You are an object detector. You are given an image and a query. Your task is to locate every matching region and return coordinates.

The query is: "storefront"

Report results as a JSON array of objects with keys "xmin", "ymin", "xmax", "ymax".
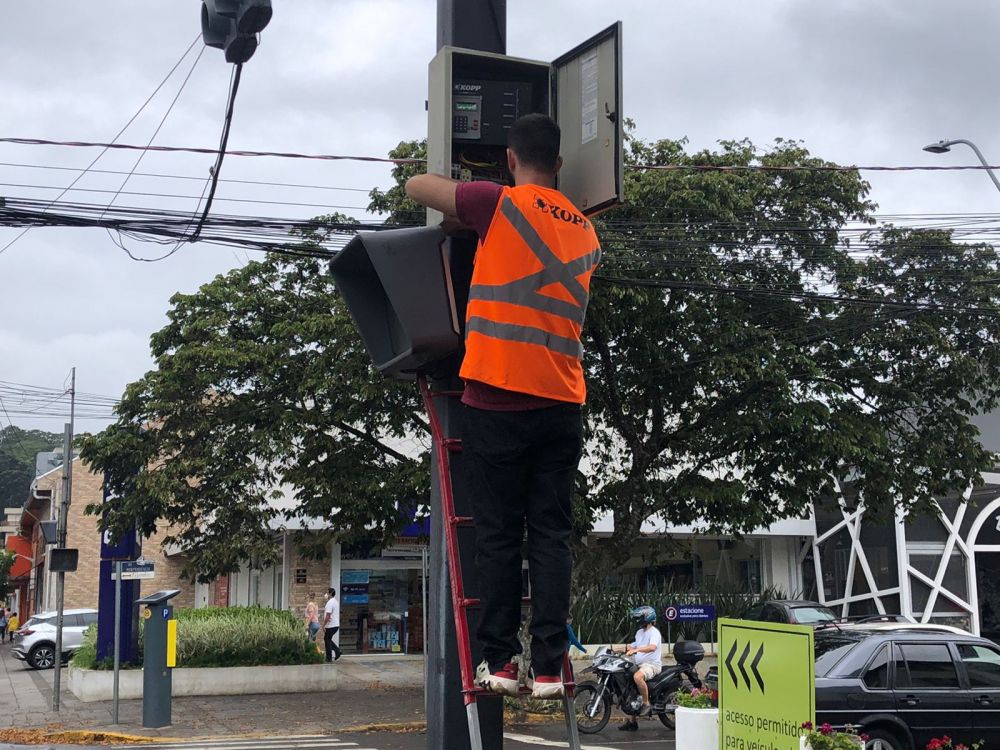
[{"xmin": 339, "ymin": 547, "xmax": 427, "ymax": 655}]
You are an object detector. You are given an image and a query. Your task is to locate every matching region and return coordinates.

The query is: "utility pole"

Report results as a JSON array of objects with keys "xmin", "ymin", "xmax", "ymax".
[
  {"xmin": 436, "ymin": 0, "xmax": 506, "ymax": 54},
  {"xmin": 425, "ymin": 4, "xmax": 505, "ymax": 750},
  {"xmin": 52, "ymin": 367, "xmax": 75, "ymax": 711}
]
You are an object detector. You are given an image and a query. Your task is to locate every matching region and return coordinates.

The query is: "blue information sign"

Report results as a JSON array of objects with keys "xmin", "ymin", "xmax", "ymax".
[{"xmin": 664, "ymin": 604, "xmax": 716, "ymax": 622}]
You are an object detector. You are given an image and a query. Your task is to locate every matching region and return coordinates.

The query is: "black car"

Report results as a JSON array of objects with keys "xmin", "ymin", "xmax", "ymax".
[
  {"xmin": 707, "ymin": 628, "xmax": 1000, "ymax": 750},
  {"xmin": 741, "ymin": 599, "xmax": 839, "ymax": 626}
]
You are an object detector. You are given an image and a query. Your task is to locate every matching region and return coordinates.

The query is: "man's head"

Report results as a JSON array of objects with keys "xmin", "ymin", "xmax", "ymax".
[
  {"xmin": 328, "ymin": 587, "xmax": 336, "ymax": 598},
  {"xmin": 507, "ymin": 113, "xmax": 562, "ymax": 185}
]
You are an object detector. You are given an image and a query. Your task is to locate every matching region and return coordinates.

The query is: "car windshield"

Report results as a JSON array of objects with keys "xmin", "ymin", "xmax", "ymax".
[{"xmin": 791, "ymin": 606, "xmax": 837, "ymax": 624}]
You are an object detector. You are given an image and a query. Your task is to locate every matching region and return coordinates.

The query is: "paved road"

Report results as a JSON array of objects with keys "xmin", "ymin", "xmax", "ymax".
[{"xmin": 0, "ymin": 643, "xmax": 675, "ymax": 748}]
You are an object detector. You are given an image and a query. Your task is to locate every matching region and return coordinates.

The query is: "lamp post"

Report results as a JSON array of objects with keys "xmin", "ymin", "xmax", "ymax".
[{"xmin": 923, "ymin": 138, "xmax": 1000, "ymax": 195}]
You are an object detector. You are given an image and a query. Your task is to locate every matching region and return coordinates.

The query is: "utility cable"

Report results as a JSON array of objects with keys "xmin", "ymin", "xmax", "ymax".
[
  {"xmin": 0, "ymin": 34, "xmax": 202, "ymax": 258},
  {"xmin": 7, "ymin": 136, "xmax": 1000, "ymax": 173}
]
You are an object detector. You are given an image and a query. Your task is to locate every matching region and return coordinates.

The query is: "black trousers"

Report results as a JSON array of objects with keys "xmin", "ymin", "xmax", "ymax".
[
  {"xmin": 462, "ymin": 402, "xmax": 583, "ymax": 677},
  {"xmin": 324, "ymin": 626, "xmax": 342, "ymax": 661}
]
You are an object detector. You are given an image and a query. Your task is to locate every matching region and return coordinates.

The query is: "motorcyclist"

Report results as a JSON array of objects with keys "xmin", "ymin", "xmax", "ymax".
[{"xmin": 617, "ymin": 604, "xmax": 663, "ymax": 732}]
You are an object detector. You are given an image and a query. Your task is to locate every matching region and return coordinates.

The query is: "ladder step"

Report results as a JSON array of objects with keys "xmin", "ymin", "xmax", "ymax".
[
  {"xmin": 450, "ymin": 515, "xmax": 474, "ymax": 526},
  {"xmin": 463, "ymin": 683, "xmax": 578, "ymax": 698}
]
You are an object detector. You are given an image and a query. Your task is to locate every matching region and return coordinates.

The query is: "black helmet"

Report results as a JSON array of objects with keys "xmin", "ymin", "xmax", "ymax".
[{"xmin": 629, "ymin": 605, "xmax": 657, "ymax": 626}]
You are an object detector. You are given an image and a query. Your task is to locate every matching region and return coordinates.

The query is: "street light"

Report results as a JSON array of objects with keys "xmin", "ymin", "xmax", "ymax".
[{"xmin": 923, "ymin": 138, "xmax": 1000, "ymax": 195}]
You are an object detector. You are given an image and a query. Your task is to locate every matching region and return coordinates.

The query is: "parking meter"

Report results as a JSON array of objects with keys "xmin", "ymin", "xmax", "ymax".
[{"xmin": 136, "ymin": 589, "xmax": 180, "ymax": 728}]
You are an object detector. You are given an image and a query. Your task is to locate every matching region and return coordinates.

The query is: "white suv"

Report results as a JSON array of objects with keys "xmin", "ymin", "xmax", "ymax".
[{"xmin": 12, "ymin": 608, "xmax": 98, "ymax": 669}]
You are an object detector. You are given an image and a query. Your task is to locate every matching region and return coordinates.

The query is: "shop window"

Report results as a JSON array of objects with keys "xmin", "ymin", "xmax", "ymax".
[
  {"xmin": 340, "ymin": 568, "xmax": 425, "ymax": 655},
  {"xmin": 908, "ymin": 548, "xmax": 969, "ymax": 605},
  {"xmin": 959, "ymin": 643, "xmax": 1000, "ymax": 688},
  {"xmin": 894, "ymin": 644, "xmax": 960, "ymax": 689}
]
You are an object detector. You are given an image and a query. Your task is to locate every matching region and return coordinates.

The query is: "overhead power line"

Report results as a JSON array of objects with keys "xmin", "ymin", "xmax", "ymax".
[
  {"xmin": 0, "ymin": 35, "xmax": 203, "ymax": 258},
  {"xmin": 7, "ymin": 136, "xmax": 1000, "ymax": 173}
]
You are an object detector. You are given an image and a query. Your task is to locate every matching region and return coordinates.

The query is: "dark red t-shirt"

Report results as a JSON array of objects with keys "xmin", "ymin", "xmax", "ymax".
[{"xmin": 455, "ymin": 181, "xmax": 563, "ymax": 412}]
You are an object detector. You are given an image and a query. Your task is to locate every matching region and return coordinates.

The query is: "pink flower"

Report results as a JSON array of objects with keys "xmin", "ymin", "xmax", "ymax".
[
  {"xmin": 819, "ymin": 723, "xmax": 833, "ymax": 735},
  {"xmin": 860, "ymin": 735, "xmax": 870, "ymax": 743},
  {"xmin": 801, "ymin": 721, "xmax": 813, "ymax": 730}
]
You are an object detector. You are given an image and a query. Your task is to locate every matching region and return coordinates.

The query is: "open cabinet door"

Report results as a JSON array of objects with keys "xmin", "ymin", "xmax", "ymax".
[{"xmin": 552, "ymin": 22, "xmax": 623, "ymax": 216}]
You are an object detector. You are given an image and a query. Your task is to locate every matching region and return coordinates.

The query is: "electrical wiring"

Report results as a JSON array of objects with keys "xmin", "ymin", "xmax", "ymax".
[
  {"xmin": 0, "ymin": 161, "xmax": 374, "ymax": 193},
  {"xmin": 0, "ymin": 34, "xmax": 203, "ymax": 258},
  {"xmin": 7, "ymin": 136, "xmax": 1000, "ymax": 174}
]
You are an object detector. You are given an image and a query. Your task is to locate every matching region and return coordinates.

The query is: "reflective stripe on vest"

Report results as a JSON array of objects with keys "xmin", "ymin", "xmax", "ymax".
[{"xmin": 466, "ymin": 196, "xmax": 601, "ymax": 357}]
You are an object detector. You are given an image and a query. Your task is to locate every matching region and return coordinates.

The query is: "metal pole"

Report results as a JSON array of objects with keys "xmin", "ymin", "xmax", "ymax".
[
  {"xmin": 436, "ymin": 0, "xmax": 506, "ymax": 54},
  {"xmin": 52, "ymin": 369, "xmax": 75, "ymax": 711},
  {"xmin": 113, "ymin": 560, "xmax": 122, "ymax": 724},
  {"xmin": 426, "ymin": 5, "xmax": 506, "ymax": 750}
]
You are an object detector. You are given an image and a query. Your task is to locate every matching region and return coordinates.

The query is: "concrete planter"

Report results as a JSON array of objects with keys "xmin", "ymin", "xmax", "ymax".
[
  {"xmin": 675, "ymin": 706, "xmax": 718, "ymax": 748},
  {"xmin": 68, "ymin": 655, "xmax": 423, "ymax": 702}
]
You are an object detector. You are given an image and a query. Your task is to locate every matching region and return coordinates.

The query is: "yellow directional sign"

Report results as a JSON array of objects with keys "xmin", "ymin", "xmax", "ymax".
[{"xmin": 718, "ymin": 618, "xmax": 814, "ymax": 750}]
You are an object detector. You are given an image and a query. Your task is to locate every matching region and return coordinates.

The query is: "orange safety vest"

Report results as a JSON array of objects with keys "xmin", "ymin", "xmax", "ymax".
[{"xmin": 460, "ymin": 184, "xmax": 601, "ymax": 403}]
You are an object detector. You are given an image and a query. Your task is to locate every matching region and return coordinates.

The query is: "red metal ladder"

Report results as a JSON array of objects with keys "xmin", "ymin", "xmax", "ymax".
[{"xmin": 420, "ymin": 376, "xmax": 583, "ymax": 750}]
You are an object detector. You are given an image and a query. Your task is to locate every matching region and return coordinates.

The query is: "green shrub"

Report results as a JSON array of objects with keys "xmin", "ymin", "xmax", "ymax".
[
  {"xmin": 569, "ymin": 581, "xmax": 790, "ymax": 644},
  {"xmin": 72, "ymin": 607, "xmax": 324, "ymax": 670}
]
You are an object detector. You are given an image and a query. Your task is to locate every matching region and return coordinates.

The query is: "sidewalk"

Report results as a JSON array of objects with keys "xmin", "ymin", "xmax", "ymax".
[{"xmin": 0, "ymin": 645, "xmax": 425, "ymax": 738}]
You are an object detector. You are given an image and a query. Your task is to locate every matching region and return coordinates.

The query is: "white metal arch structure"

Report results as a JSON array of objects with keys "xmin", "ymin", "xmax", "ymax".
[
  {"xmin": 964, "ymin": 473, "xmax": 1000, "ymax": 636},
  {"xmin": 811, "ymin": 479, "xmax": 897, "ymax": 618},
  {"xmin": 812, "ymin": 480, "xmax": 985, "ymax": 630}
]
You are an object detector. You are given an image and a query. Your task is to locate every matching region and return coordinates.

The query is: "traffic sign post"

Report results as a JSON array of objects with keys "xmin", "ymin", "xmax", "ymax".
[{"xmin": 718, "ymin": 618, "xmax": 814, "ymax": 750}]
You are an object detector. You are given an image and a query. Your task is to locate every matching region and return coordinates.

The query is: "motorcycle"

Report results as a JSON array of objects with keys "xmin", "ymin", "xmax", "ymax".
[{"xmin": 573, "ymin": 639, "xmax": 705, "ymax": 733}]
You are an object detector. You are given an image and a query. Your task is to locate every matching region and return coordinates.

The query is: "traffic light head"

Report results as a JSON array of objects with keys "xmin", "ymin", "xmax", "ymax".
[{"xmin": 201, "ymin": 0, "xmax": 272, "ymax": 64}]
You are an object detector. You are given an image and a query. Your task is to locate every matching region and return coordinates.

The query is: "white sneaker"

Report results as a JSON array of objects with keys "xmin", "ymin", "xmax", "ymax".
[
  {"xmin": 528, "ymin": 674, "xmax": 564, "ymax": 700},
  {"xmin": 476, "ymin": 660, "xmax": 520, "ymax": 696}
]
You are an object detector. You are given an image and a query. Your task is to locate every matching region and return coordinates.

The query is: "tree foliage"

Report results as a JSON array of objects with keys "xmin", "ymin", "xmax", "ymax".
[
  {"xmin": 0, "ymin": 426, "xmax": 62, "ymax": 508},
  {"xmin": 82, "ymin": 127, "xmax": 1000, "ymax": 583}
]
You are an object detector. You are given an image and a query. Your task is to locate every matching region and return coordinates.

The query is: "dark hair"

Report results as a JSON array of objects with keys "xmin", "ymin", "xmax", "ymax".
[
  {"xmin": 507, "ymin": 113, "xmax": 560, "ymax": 172},
  {"xmin": 328, "ymin": 587, "xmax": 336, "ymax": 597}
]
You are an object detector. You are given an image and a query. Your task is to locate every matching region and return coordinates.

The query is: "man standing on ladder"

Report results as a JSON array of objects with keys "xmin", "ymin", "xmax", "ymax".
[{"xmin": 406, "ymin": 113, "xmax": 601, "ymax": 700}]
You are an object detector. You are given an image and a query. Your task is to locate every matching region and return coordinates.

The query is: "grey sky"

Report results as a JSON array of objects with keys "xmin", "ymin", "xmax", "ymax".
[{"xmin": 2, "ymin": 0, "xmax": 998, "ymax": 434}]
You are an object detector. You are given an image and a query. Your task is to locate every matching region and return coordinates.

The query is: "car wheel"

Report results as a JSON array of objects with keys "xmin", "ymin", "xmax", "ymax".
[
  {"xmin": 28, "ymin": 644, "xmax": 56, "ymax": 670},
  {"xmin": 573, "ymin": 681, "xmax": 611, "ymax": 734},
  {"xmin": 864, "ymin": 728, "xmax": 905, "ymax": 750}
]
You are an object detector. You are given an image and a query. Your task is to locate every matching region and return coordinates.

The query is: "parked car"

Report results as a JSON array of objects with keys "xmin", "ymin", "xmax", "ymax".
[
  {"xmin": 11, "ymin": 608, "xmax": 98, "ymax": 669},
  {"xmin": 741, "ymin": 599, "xmax": 838, "ymax": 626},
  {"xmin": 708, "ymin": 627, "xmax": 1000, "ymax": 750}
]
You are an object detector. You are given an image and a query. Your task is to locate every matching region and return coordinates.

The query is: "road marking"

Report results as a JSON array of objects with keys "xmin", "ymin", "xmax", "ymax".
[
  {"xmin": 504, "ymin": 732, "xmax": 620, "ymax": 749},
  {"xmin": 119, "ymin": 739, "xmax": 367, "ymax": 750}
]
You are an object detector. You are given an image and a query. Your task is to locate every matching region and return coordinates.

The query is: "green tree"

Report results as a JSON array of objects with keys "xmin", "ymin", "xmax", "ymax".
[
  {"xmin": 0, "ymin": 550, "xmax": 15, "ymax": 601},
  {"xmin": 82, "ymin": 130, "xmax": 1000, "ymax": 584},
  {"xmin": 0, "ymin": 426, "xmax": 62, "ymax": 508}
]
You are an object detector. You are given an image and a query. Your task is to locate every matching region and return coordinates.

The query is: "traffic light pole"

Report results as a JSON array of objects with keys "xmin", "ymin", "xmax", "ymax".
[
  {"xmin": 436, "ymin": 0, "xmax": 506, "ymax": 54},
  {"xmin": 426, "ymin": 6, "xmax": 505, "ymax": 750}
]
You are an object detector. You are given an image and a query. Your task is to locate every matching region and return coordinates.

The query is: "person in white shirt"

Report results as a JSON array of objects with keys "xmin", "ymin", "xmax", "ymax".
[
  {"xmin": 323, "ymin": 587, "xmax": 342, "ymax": 662},
  {"xmin": 618, "ymin": 605, "xmax": 662, "ymax": 730}
]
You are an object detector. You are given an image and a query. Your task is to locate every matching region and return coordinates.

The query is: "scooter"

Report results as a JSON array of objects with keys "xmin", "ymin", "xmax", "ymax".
[{"xmin": 573, "ymin": 639, "xmax": 705, "ymax": 733}]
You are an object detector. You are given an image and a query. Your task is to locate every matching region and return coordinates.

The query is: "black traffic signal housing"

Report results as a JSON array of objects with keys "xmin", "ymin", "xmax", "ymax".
[{"xmin": 201, "ymin": 0, "xmax": 273, "ymax": 64}]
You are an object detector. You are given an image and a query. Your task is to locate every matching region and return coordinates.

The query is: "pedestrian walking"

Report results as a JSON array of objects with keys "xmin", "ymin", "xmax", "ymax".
[
  {"xmin": 323, "ymin": 587, "xmax": 342, "ymax": 662},
  {"xmin": 6, "ymin": 611, "xmax": 18, "ymax": 643},
  {"xmin": 305, "ymin": 593, "xmax": 320, "ymax": 642},
  {"xmin": 406, "ymin": 113, "xmax": 600, "ymax": 700},
  {"xmin": 0, "ymin": 609, "xmax": 8, "ymax": 644}
]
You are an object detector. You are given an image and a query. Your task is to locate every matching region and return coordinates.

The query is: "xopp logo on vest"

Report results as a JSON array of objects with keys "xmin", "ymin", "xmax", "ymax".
[{"xmin": 533, "ymin": 197, "xmax": 591, "ymax": 230}]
